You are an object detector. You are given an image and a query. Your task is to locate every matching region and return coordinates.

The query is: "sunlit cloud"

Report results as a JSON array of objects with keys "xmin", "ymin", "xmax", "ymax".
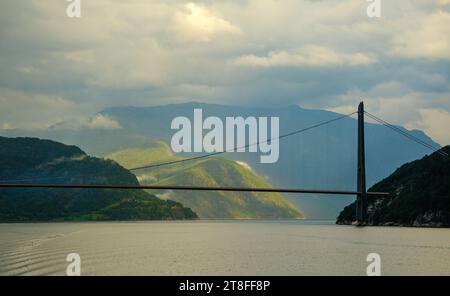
[
  {"xmin": 1, "ymin": 122, "xmax": 16, "ymax": 131},
  {"xmin": 87, "ymin": 114, "xmax": 121, "ymax": 130},
  {"xmin": 173, "ymin": 2, "xmax": 241, "ymax": 42},
  {"xmin": 234, "ymin": 46, "xmax": 377, "ymax": 67},
  {"xmin": 408, "ymin": 109, "xmax": 450, "ymax": 144},
  {"xmin": 391, "ymin": 11, "xmax": 450, "ymax": 60}
]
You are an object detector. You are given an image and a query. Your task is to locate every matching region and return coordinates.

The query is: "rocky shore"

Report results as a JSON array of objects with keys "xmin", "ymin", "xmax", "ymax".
[{"xmin": 337, "ymin": 207, "xmax": 450, "ymax": 228}]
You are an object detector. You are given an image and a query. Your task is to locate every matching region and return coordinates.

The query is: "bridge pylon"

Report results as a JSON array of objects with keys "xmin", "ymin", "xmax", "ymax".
[{"xmin": 356, "ymin": 101, "xmax": 367, "ymax": 225}]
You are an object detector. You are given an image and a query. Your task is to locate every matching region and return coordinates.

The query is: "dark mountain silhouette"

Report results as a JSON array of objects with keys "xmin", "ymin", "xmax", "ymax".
[
  {"xmin": 337, "ymin": 146, "xmax": 450, "ymax": 227},
  {"xmin": 0, "ymin": 137, "xmax": 197, "ymax": 221}
]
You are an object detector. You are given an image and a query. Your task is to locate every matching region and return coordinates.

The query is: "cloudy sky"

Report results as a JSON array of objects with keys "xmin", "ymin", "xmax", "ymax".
[{"xmin": 0, "ymin": 0, "xmax": 449, "ymax": 144}]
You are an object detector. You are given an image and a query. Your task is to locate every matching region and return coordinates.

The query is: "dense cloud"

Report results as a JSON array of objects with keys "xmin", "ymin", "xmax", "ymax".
[{"xmin": 0, "ymin": 0, "xmax": 449, "ymax": 144}]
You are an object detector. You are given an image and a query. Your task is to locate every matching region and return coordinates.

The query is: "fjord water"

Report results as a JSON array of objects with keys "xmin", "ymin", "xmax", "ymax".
[{"xmin": 1, "ymin": 221, "xmax": 449, "ymax": 276}]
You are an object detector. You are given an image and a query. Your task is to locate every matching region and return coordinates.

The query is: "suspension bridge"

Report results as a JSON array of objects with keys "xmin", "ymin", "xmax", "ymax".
[{"xmin": 0, "ymin": 102, "xmax": 447, "ymax": 225}]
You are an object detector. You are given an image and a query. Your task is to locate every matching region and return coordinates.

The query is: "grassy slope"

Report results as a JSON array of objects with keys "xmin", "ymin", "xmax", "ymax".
[{"xmin": 107, "ymin": 141, "xmax": 304, "ymax": 219}]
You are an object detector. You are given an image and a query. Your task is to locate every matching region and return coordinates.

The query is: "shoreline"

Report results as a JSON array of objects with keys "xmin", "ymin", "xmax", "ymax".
[{"xmin": 336, "ymin": 221, "xmax": 450, "ymax": 228}]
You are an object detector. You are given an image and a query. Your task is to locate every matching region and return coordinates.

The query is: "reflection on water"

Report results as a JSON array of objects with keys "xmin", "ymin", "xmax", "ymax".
[{"xmin": 1, "ymin": 221, "xmax": 450, "ymax": 276}]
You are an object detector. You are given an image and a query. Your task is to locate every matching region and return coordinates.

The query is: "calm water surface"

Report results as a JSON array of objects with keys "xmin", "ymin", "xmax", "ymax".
[{"xmin": 1, "ymin": 220, "xmax": 450, "ymax": 276}]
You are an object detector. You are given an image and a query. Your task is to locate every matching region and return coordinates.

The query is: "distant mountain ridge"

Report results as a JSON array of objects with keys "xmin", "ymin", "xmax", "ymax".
[
  {"xmin": 1, "ymin": 102, "xmax": 440, "ymax": 218},
  {"xmin": 107, "ymin": 141, "xmax": 303, "ymax": 219},
  {"xmin": 0, "ymin": 137, "xmax": 197, "ymax": 221},
  {"xmin": 337, "ymin": 146, "xmax": 450, "ymax": 227}
]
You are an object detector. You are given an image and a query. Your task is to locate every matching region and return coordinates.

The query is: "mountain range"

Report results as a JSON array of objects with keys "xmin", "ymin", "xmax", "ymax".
[{"xmin": 1, "ymin": 103, "xmax": 439, "ymax": 218}]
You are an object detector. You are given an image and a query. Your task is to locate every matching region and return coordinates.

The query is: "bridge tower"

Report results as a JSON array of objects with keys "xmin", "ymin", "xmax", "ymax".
[{"xmin": 356, "ymin": 101, "xmax": 367, "ymax": 225}]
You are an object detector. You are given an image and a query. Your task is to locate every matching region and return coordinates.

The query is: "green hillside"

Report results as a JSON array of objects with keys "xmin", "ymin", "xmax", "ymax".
[
  {"xmin": 0, "ymin": 137, "xmax": 197, "ymax": 221},
  {"xmin": 107, "ymin": 141, "xmax": 304, "ymax": 219},
  {"xmin": 337, "ymin": 146, "xmax": 450, "ymax": 227}
]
